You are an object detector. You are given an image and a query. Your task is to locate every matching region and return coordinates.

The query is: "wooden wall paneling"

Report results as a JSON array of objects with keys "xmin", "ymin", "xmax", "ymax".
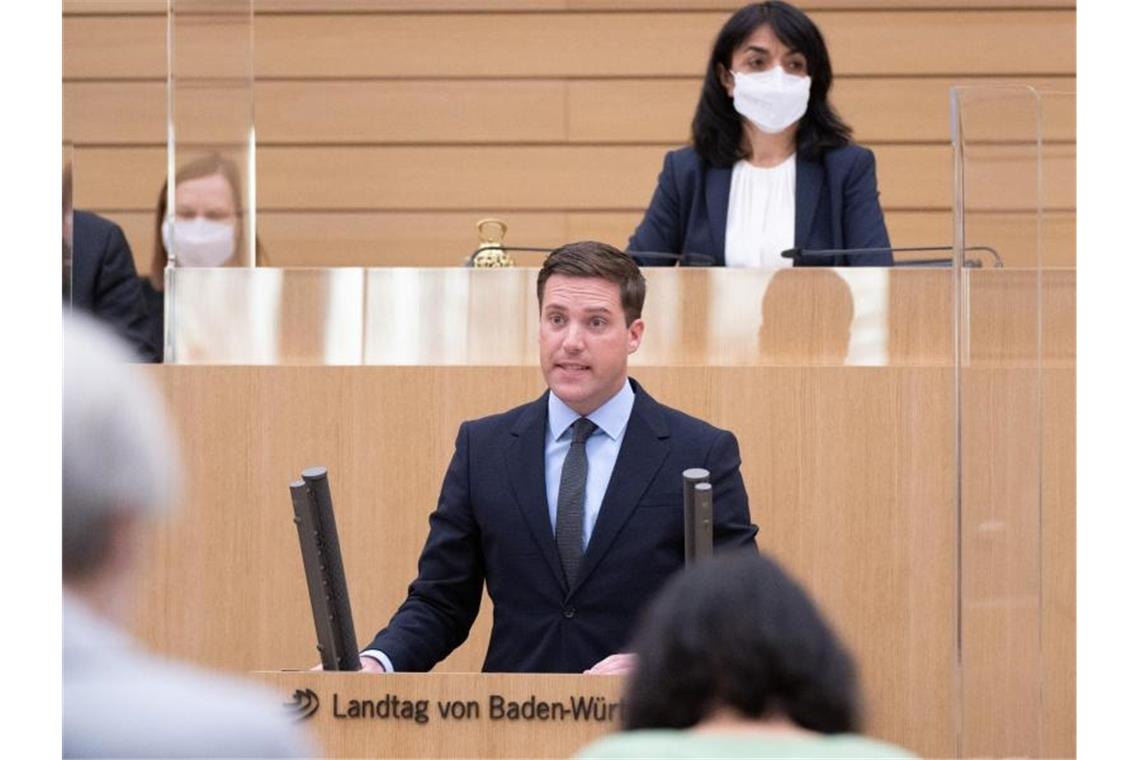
[
  {"xmin": 95, "ymin": 208, "xmax": 1074, "ymax": 272},
  {"xmin": 962, "ymin": 143, "xmax": 1075, "ymax": 212},
  {"xmin": 64, "ymin": 81, "xmax": 165, "ymax": 144},
  {"xmin": 64, "ymin": 6, "xmax": 1075, "ymax": 269},
  {"xmin": 73, "ymin": 143, "xmax": 1077, "ymax": 214},
  {"xmin": 64, "ymin": 0, "xmax": 166, "ymax": 11},
  {"xmin": 64, "ymin": 1, "xmax": 1077, "ymax": 13},
  {"xmin": 256, "ymin": 10, "xmax": 1077, "ymax": 79},
  {"xmin": 64, "ymin": 11, "xmax": 1075, "ymax": 80},
  {"xmin": 255, "ymin": 80, "xmax": 570, "ymax": 144},
  {"xmin": 568, "ymin": 0, "xmax": 1073, "ymax": 7},
  {"xmin": 64, "ymin": 76, "xmax": 1075, "ymax": 146},
  {"xmin": 63, "ymin": 15, "xmax": 165, "ymax": 80},
  {"xmin": 569, "ymin": 76, "xmax": 1075, "ymax": 145}
]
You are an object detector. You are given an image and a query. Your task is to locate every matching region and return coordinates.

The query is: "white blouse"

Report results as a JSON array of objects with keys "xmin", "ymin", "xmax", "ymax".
[{"xmin": 724, "ymin": 154, "xmax": 796, "ymax": 269}]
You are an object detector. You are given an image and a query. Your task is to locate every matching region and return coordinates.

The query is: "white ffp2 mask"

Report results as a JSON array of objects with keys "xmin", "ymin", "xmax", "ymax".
[
  {"xmin": 162, "ymin": 217, "xmax": 236, "ymax": 267},
  {"xmin": 731, "ymin": 68, "xmax": 811, "ymax": 134}
]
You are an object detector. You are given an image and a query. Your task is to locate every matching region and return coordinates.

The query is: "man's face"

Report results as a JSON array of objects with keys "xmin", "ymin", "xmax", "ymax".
[{"xmin": 539, "ymin": 274, "xmax": 644, "ymax": 416}]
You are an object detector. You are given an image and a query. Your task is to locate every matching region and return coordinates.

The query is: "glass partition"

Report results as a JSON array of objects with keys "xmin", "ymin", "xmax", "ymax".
[
  {"xmin": 952, "ymin": 84, "xmax": 1048, "ymax": 758},
  {"xmin": 164, "ymin": 266, "xmax": 967, "ymax": 368},
  {"xmin": 165, "ymin": 0, "xmax": 256, "ymax": 361}
]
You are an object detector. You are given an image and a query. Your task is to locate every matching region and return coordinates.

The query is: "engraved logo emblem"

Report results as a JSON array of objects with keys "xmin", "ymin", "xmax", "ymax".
[{"xmin": 284, "ymin": 688, "xmax": 320, "ymax": 721}]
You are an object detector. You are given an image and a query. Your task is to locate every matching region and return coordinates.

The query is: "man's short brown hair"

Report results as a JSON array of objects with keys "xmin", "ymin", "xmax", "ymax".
[{"xmin": 537, "ymin": 241, "xmax": 646, "ymax": 325}]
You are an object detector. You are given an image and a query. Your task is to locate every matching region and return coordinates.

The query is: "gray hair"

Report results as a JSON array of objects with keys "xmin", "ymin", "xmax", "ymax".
[{"xmin": 63, "ymin": 314, "xmax": 180, "ymax": 578}]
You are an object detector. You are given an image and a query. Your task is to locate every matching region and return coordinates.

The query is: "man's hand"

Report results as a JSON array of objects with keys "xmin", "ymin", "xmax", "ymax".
[
  {"xmin": 310, "ymin": 655, "xmax": 386, "ymax": 673},
  {"xmin": 584, "ymin": 653, "xmax": 637, "ymax": 675}
]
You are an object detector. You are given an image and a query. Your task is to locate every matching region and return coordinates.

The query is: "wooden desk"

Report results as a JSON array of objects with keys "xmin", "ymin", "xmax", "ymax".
[{"xmin": 132, "ymin": 268, "xmax": 1073, "ymax": 757}]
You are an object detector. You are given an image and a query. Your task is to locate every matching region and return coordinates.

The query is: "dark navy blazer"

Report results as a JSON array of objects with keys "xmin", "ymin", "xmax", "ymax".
[
  {"xmin": 628, "ymin": 144, "xmax": 892, "ymax": 266},
  {"xmin": 71, "ymin": 211, "xmax": 158, "ymax": 361},
  {"xmin": 365, "ymin": 379, "xmax": 759, "ymax": 673}
]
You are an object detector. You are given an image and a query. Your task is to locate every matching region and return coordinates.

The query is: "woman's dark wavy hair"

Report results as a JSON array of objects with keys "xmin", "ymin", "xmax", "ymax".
[
  {"xmin": 622, "ymin": 550, "xmax": 862, "ymax": 733},
  {"xmin": 691, "ymin": 1, "xmax": 852, "ymax": 166}
]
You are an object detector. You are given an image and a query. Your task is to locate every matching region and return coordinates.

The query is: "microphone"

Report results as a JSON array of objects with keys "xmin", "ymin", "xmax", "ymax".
[
  {"xmin": 780, "ymin": 245, "xmax": 1002, "ymax": 269},
  {"xmin": 682, "ymin": 468, "xmax": 713, "ymax": 565},
  {"xmin": 627, "ymin": 251, "xmax": 717, "ymax": 267}
]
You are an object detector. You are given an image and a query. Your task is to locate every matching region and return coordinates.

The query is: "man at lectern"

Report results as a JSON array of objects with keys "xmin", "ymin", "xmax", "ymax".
[
  {"xmin": 361, "ymin": 241, "xmax": 759, "ymax": 674},
  {"xmin": 62, "ymin": 315, "xmax": 313, "ymax": 758}
]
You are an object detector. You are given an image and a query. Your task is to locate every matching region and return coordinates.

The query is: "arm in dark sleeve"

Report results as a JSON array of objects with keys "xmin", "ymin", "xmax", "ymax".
[
  {"xmin": 90, "ymin": 218, "xmax": 160, "ymax": 361},
  {"xmin": 842, "ymin": 148, "xmax": 893, "ymax": 266},
  {"xmin": 364, "ymin": 422, "xmax": 485, "ymax": 671},
  {"xmin": 705, "ymin": 430, "xmax": 759, "ymax": 551},
  {"xmin": 627, "ymin": 151, "xmax": 684, "ymax": 262}
]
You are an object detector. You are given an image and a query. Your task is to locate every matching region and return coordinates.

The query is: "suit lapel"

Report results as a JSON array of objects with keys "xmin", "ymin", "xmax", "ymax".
[
  {"xmin": 705, "ymin": 165, "xmax": 732, "ymax": 266},
  {"xmin": 503, "ymin": 392, "xmax": 567, "ymax": 592},
  {"xmin": 795, "ymin": 153, "xmax": 823, "ymax": 250},
  {"xmin": 570, "ymin": 381, "xmax": 670, "ymax": 595}
]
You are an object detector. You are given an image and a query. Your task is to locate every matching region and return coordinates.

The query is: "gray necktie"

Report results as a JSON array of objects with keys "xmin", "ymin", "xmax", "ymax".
[{"xmin": 555, "ymin": 417, "xmax": 597, "ymax": 587}]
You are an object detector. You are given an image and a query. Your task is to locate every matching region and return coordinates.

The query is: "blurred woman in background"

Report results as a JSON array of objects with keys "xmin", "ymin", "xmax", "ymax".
[
  {"xmin": 628, "ymin": 1, "xmax": 891, "ymax": 268},
  {"xmin": 140, "ymin": 153, "xmax": 264, "ymax": 360}
]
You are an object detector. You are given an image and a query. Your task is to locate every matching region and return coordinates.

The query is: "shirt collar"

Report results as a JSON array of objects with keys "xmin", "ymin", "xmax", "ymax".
[{"xmin": 548, "ymin": 378, "xmax": 635, "ymax": 442}]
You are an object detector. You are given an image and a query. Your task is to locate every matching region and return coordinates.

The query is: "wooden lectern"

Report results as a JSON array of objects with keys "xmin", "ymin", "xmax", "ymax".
[{"xmin": 253, "ymin": 672, "xmax": 623, "ymax": 758}]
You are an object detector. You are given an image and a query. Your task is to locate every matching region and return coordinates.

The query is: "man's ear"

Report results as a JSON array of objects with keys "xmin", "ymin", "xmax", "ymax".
[{"xmin": 627, "ymin": 319, "xmax": 645, "ymax": 354}]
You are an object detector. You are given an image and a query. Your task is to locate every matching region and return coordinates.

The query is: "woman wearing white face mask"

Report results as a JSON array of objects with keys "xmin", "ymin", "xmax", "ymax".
[
  {"xmin": 139, "ymin": 154, "xmax": 266, "ymax": 361},
  {"xmin": 628, "ymin": 1, "xmax": 891, "ymax": 269}
]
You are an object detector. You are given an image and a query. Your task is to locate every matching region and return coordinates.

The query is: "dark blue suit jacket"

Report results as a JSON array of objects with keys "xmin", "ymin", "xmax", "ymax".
[
  {"xmin": 70, "ymin": 211, "xmax": 158, "ymax": 361},
  {"xmin": 628, "ymin": 144, "xmax": 892, "ymax": 266},
  {"xmin": 366, "ymin": 379, "xmax": 759, "ymax": 672}
]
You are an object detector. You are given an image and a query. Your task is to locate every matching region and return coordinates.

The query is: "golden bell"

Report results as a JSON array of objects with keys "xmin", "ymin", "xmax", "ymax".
[{"xmin": 471, "ymin": 218, "xmax": 514, "ymax": 268}]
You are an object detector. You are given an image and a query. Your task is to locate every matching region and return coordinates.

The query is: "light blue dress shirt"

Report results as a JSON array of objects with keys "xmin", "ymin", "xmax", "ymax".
[{"xmin": 545, "ymin": 379, "xmax": 636, "ymax": 551}]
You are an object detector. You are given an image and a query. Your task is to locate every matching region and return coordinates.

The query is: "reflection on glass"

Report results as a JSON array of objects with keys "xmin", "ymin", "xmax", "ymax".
[
  {"xmin": 169, "ymin": 268, "xmax": 281, "ymax": 364},
  {"xmin": 757, "ymin": 270, "xmax": 853, "ymax": 365},
  {"xmin": 168, "ymin": 268, "xmax": 372, "ymax": 365},
  {"xmin": 698, "ymin": 268, "xmax": 887, "ymax": 366},
  {"xmin": 167, "ymin": 1, "xmax": 255, "ymax": 269},
  {"xmin": 840, "ymin": 269, "xmax": 889, "ymax": 365},
  {"xmin": 158, "ymin": 267, "xmax": 1039, "ymax": 368}
]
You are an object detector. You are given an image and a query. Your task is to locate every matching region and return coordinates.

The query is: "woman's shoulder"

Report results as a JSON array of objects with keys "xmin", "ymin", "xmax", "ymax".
[
  {"xmin": 659, "ymin": 145, "xmax": 724, "ymax": 188},
  {"xmin": 818, "ymin": 142, "xmax": 877, "ymax": 168},
  {"xmin": 662, "ymin": 145, "xmax": 702, "ymax": 168}
]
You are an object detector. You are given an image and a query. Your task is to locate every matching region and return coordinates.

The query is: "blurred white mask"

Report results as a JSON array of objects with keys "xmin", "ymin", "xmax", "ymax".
[{"xmin": 162, "ymin": 217, "xmax": 236, "ymax": 268}]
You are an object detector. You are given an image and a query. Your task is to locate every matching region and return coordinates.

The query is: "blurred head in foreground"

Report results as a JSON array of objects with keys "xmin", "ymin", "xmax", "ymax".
[
  {"xmin": 62, "ymin": 313, "xmax": 313, "ymax": 758},
  {"xmin": 63, "ymin": 313, "xmax": 179, "ymax": 619},
  {"xmin": 622, "ymin": 550, "xmax": 861, "ymax": 733}
]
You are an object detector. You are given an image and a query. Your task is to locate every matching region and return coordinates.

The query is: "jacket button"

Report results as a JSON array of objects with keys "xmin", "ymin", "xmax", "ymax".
[{"xmin": 563, "ymin": 607, "xmax": 575, "ymax": 619}]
